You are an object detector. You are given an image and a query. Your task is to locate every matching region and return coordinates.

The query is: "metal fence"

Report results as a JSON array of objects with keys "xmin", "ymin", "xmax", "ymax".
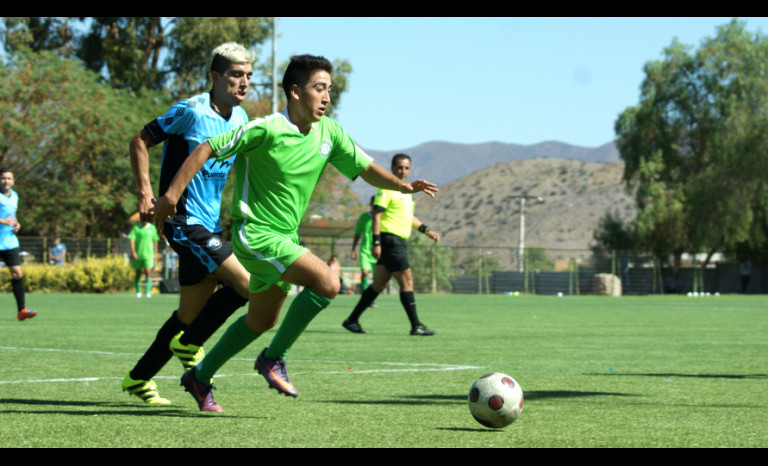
[{"xmin": 16, "ymin": 236, "xmax": 764, "ymax": 295}]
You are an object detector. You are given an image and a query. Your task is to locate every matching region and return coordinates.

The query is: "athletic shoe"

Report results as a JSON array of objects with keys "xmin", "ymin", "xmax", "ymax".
[
  {"xmin": 122, "ymin": 374, "xmax": 171, "ymax": 405},
  {"xmin": 17, "ymin": 308, "xmax": 37, "ymax": 320},
  {"xmin": 410, "ymin": 325, "xmax": 436, "ymax": 336},
  {"xmin": 255, "ymin": 348, "xmax": 298, "ymax": 397},
  {"xmin": 136, "ymin": 292, "xmax": 142, "ymax": 298},
  {"xmin": 342, "ymin": 319, "xmax": 367, "ymax": 334},
  {"xmin": 169, "ymin": 332, "xmax": 205, "ymax": 370},
  {"xmin": 180, "ymin": 368, "xmax": 223, "ymax": 412},
  {"xmin": 145, "ymin": 293, "xmax": 152, "ymax": 298}
]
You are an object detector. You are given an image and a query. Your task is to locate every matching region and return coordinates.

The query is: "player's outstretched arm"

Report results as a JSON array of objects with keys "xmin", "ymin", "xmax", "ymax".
[
  {"xmin": 360, "ymin": 163, "xmax": 438, "ymax": 198},
  {"xmin": 153, "ymin": 141, "xmax": 216, "ymax": 233}
]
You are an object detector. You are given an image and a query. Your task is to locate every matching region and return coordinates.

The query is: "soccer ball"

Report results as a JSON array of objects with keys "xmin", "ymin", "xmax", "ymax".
[{"xmin": 468, "ymin": 372, "xmax": 524, "ymax": 428}]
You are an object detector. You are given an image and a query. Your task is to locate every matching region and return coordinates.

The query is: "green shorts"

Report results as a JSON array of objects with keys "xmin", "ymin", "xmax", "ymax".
[
  {"xmin": 360, "ymin": 254, "xmax": 377, "ymax": 272},
  {"xmin": 232, "ymin": 221, "xmax": 308, "ymax": 295},
  {"xmin": 130, "ymin": 258, "xmax": 154, "ymax": 270}
]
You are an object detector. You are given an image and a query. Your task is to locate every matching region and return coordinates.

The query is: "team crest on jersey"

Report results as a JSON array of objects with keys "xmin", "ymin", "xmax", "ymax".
[
  {"xmin": 319, "ymin": 139, "xmax": 332, "ymax": 158},
  {"xmin": 207, "ymin": 237, "xmax": 223, "ymax": 251}
]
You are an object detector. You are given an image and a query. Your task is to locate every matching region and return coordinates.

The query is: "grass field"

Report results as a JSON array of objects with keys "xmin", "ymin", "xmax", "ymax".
[{"xmin": 1, "ymin": 291, "xmax": 766, "ymax": 448}]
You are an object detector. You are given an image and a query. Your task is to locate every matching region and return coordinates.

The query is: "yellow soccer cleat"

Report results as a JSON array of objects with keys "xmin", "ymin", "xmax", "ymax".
[
  {"xmin": 169, "ymin": 332, "xmax": 205, "ymax": 370},
  {"xmin": 122, "ymin": 374, "xmax": 171, "ymax": 405}
]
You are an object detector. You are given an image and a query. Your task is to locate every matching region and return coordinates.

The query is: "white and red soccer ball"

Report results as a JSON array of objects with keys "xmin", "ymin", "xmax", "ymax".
[{"xmin": 468, "ymin": 372, "xmax": 524, "ymax": 428}]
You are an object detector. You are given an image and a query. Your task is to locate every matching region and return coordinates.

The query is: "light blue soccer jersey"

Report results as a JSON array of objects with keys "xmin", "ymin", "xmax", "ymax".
[
  {"xmin": 144, "ymin": 92, "xmax": 248, "ymax": 233},
  {"xmin": 0, "ymin": 189, "xmax": 19, "ymax": 251}
]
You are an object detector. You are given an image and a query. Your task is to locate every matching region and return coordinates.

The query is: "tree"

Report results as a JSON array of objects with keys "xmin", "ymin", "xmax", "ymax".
[
  {"xmin": 0, "ymin": 17, "xmax": 361, "ymax": 239},
  {"xmin": 77, "ymin": 17, "xmax": 167, "ymax": 92},
  {"xmin": 0, "ymin": 49, "xmax": 165, "ymax": 237},
  {"xmin": 615, "ymin": 19, "xmax": 768, "ymax": 276},
  {"xmin": 1, "ymin": 17, "xmax": 76, "ymax": 56},
  {"xmin": 591, "ymin": 209, "xmax": 640, "ymax": 267}
]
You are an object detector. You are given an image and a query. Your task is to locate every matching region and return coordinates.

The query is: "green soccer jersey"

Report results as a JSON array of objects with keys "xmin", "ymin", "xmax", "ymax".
[
  {"xmin": 128, "ymin": 223, "xmax": 159, "ymax": 260},
  {"xmin": 208, "ymin": 109, "xmax": 373, "ymax": 236}
]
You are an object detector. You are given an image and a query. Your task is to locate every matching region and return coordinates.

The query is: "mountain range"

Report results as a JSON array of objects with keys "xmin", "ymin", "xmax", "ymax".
[{"xmin": 351, "ymin": 140, "xmax": 620, "ymax": 202}]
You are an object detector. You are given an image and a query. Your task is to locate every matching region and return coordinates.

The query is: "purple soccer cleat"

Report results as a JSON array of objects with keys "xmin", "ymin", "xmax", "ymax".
[{"xmin": 254, "ymin": 348, "xmax": 298, "ymax": 397}]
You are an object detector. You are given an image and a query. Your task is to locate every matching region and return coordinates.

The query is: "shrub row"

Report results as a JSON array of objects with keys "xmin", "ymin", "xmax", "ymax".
[{"xmin": 0, "ymin": 256, "xmax": 134, "ymax": 293}]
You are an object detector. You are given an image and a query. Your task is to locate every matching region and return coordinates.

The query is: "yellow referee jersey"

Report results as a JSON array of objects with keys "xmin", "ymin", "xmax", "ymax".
[{"xmin": 374, "ymin": 188, "xmax": 414, "ymax": 240}]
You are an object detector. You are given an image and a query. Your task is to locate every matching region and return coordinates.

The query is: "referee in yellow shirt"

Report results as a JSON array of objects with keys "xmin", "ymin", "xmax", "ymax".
[{"xmin": 343, "ymin": 153, "xmax": 440, "ymax": 335}]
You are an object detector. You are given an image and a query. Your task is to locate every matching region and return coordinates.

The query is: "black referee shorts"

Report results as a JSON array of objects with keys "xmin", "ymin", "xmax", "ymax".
[{"xmin": 378, "ymin": 232, "xmax": 410, "ymax": 273}]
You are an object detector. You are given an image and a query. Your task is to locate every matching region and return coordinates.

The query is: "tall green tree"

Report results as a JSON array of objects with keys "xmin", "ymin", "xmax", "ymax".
[
  {"xmin": 0, "ymin": 49, "xmax": 165, "ymax": 237},
  {"xmin": 1, "ymin": 17, "xmax": 361, "ymax": 239},
  {"xmin": 77, "ymin": 17, "xmax": 166, "ymax": 92},
  {"xmin": 615, "ymin": 19, "xmax": 768, "ymax": 274},
  {"xmin": 1, "ymin": 17, "xmax": 76, "ymax": 55}
]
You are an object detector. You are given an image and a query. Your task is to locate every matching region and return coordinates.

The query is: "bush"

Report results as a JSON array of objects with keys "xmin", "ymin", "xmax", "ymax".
[{"xmin": 0, "ymin": 256, "xmax": 134, "ymax": 293}]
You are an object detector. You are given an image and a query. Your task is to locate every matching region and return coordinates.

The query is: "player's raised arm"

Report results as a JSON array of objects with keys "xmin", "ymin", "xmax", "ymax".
[
  {"xmin": 359, "ymin": 162, "xmax": 438, "ymax": 198},
  {"xmin": 152, "ymin": 141, "xmax": 216, "ymax": 232}
]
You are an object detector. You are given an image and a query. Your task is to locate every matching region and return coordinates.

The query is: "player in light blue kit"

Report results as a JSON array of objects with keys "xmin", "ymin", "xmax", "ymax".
[
  {"xmin": 122, "ymin": 43, "xmax": 252, "ymax": 405},
  {"xmin": 0, "ymin": 167, "xmax": 37, "ymax": 321}
]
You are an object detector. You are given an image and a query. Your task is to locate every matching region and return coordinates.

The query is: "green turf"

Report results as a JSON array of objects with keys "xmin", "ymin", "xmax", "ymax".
[{"xmin": 0, "ymin": 292, "xmax": 766, "ymax": 447}]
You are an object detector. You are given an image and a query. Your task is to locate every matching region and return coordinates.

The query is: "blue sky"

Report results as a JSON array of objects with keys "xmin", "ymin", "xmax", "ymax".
[{"xmin": 259, "ymin": 17, "xmax": 768, "ymax": 152}]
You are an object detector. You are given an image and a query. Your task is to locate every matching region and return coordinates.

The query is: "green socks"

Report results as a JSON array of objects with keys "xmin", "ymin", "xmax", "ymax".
[
  {"xmin": 194, "ymin": 314, "xmax": 261, "ymax": 384},
  {"xmin": 135, "ymin": 278, "xmax": 151, "ymax": 295},
  {"xmin": 192, "ymin": 288, "xmax": 332, "ymax": 384},
  {"xmin": 264, "ymin": 288, "xmax": 332, "ymax": 360}
]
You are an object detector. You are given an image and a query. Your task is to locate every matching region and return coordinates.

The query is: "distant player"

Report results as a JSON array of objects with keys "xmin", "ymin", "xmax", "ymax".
[
  {"xmin": 122, "ymin": 42, "xmax": 252, "ymax": 405},
  {"xmin": 343, "ymin": 153, "xmax": 440, "ymax": 335},
  {"xmin": 351, "ymin": 196, "xmax": 377, "ymax": 292},
  {"xmin": 128, "ymin": 220, "xmax": 159, "ymax": 298},
  {"xmin": 153, "ymin": 54, "xmax": 438, "ymax": 411},
  {"xmin": 0, "ymin": 167, "xmax": 37, "ymax": 321}
]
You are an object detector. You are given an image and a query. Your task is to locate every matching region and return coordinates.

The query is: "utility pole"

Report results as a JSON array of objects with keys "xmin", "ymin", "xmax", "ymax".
[
  {"xmin": 271, "ymin": 17, "xmax": 278, "ymax": 114},
  {"xmin": 513, "ymin": 195, "xmax": 543, "ymax": 272}
]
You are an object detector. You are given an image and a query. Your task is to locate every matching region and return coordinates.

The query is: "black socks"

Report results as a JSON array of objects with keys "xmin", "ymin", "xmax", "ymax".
[
  {"xmin": 130, "ymin": 311, "xmax": 185, "ymax": 381},
  {"xmin": 179, "ymin": 286, "xmax": 247, "ymax": 347}
]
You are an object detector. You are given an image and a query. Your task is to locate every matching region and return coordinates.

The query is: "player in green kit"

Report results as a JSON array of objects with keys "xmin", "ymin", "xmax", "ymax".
[
  {"xmin": 128, "ymin": 220, "xmax": 160, "ymax": 297},
  {"xmin": 153, "ymin": 54, "xmax": 438, "ymax": 411},
  {"xmin": 351, "ymin": 196, "xmax": 377, "ymax": 292}
]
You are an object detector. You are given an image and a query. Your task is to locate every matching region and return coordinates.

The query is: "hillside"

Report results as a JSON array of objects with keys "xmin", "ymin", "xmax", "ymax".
[
  {"xmin": 351, "ymin": 140, "xmax": 621, "ymax": 202},
  {"xmin": 346, "ymin": 141, "xmax": 635, "ymax": 262},
  {"xmin": 412, "ymin": 158, "xmax": 636, "ymax": 260}
]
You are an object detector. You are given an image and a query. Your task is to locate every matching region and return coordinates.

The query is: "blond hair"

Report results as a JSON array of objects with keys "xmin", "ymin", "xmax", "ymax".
[{"xmin": 210, "ymin": 42, "xmax": 255, "ymax": 74}]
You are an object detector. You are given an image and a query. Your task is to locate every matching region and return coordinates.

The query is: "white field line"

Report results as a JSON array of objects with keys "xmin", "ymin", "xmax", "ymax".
[{"xmin": 0, "ymin": 346, "xmax": 481, "ymax": 385}]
